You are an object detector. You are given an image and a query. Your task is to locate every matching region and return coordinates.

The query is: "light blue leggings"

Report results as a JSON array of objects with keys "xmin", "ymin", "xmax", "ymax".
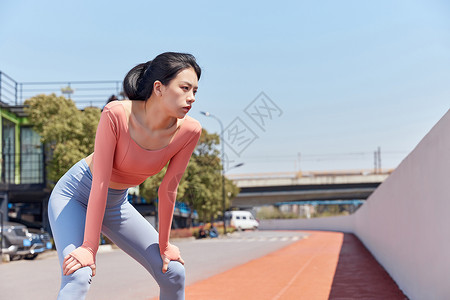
[{"xmin": 48, "ymin": 159, "xmax": 185, "ymax": 300}]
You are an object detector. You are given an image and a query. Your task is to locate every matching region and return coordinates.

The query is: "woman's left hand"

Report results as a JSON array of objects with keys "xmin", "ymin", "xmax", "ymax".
[
  {"xmin": 161, "ymin": 243, "xmax": 185, "ymax": 274},
  {"xmin": 63, "ymin": 246, "xmax": 97, "ymax": 276}
]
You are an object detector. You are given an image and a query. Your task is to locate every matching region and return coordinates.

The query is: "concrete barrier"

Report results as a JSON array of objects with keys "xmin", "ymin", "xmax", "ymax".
[
  {"xmin": 259, "ymin": 215, "xmax": 354, "ymax": 232},
  {"xmin": 354, "ymin": 109, "xmax": 450, "ymax": 299}
]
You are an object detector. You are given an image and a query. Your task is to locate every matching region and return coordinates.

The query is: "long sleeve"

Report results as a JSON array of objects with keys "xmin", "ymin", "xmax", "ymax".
[
  {"xmin": 82, "ymin": 108, "xmax": 118, "ymax": 259},
  {"xmin": 158, "ymin": 125, "xmax": 202, "ymax": 256}
]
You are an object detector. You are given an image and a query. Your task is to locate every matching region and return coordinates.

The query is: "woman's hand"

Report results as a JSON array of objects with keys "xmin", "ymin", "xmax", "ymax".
[
  {"xmin": 161, "ymin": 243, "xmax": 185, "ymax": 274},
  {"xmin": 63, "ymin": 246, "xmax": 96, "ymax": 276}
]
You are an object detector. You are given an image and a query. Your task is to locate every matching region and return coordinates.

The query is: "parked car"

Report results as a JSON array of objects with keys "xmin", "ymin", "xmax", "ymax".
[
  {"xmin": 225, "ymin": 211, "xmax": 259, "ymax": 231},
  {"xmin": 0, "ymin": 221, "xmax": 52, "ymax": 260},
  {"xmin": 7, "ymin": 217, "xmax": 53, "ymax": 260},
  {"xmin": 24, "ymin": 227, "xmax": 53, "ymax": 259},
  {"xmin": 0, "ymin": 221, "xmax": 33, "ymax": 260}
]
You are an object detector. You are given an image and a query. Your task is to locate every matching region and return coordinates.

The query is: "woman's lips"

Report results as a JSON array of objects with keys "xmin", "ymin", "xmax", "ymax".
[{"xmin": 183, "ymin": 106, "xmax": 191, "ymax": 113}]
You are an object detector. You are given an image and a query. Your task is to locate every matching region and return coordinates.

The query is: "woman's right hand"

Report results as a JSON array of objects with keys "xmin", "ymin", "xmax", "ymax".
[
  {"xmin": 160, "ymin": 243, "xmax": 185, "ymax": 274},
  {"xmin": 63, "ymin": 246, "xmax": 96, "ymax": 276}
]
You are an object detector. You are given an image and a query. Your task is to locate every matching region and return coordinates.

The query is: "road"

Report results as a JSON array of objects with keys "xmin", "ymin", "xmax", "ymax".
[{"xmin": 0, "ymin": 230, "xmax": 308, "ymax": 300}]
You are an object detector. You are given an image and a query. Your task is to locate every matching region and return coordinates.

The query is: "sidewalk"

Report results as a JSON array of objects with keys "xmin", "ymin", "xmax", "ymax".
[{"xmin": 176, "ymin": 231, "xmax": 408, "ymax": 300}]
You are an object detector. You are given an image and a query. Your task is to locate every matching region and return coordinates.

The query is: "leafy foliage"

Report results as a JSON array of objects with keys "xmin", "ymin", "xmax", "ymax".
[{"xmin": 24, "ymin": 94, "xmax": 101, "ymax": 186}]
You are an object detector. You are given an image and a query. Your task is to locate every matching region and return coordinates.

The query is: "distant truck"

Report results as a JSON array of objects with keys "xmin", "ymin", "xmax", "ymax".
[{"xmin": 225, "ymin": 211, "xmax": 259, "ymax": 231}]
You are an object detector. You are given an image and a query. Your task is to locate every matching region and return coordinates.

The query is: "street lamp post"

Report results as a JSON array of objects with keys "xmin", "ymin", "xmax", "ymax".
[{"xmin": 200, "ymin": 111, "xmax": 228, "ymax": 235}]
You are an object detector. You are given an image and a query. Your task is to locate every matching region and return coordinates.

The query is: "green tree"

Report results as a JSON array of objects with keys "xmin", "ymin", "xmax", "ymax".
[
  {"xmin": 179, "ymin": 129, "xmax": 241, "ymax": 225},
  {"xmin": 24, "ymin": 94, "xmax": 101, "ymax": 186}
]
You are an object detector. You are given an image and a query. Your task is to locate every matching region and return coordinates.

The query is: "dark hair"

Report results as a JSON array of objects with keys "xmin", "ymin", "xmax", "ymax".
[{"xmin": 123, "ymin": 52, "xmax": 201, "ymax": 101}]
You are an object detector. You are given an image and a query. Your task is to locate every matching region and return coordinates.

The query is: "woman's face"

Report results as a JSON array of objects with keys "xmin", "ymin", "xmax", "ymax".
[{"xmin": 158, "ymin": 67, "xmax": 198, "ymax": 119}]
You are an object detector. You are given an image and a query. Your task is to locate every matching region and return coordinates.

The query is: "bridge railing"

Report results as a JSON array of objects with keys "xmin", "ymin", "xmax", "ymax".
[{"xmin": 226, "ymin": 169, "xmax": 394, "ymax": 180}]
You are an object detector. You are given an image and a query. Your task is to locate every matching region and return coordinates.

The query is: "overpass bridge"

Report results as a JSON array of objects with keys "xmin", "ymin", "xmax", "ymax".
[{"xmin": 227, "ymin": 169, "xmax": 393, "ymax": 208}]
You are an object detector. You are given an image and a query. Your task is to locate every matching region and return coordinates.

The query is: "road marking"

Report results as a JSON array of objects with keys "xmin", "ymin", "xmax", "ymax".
[{"xmin": 272, "ymin": 240, "xmax": 327, "ymax": 300}]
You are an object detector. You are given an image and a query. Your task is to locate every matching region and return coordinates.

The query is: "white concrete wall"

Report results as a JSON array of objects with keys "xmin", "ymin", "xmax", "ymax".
[
  {"xmin": 354, "ymin": 109, "xmax": 450, "ymax": 300},
  {"xmin": 259, "ymin": 215, "xmax": 354, "ymax": 232}
]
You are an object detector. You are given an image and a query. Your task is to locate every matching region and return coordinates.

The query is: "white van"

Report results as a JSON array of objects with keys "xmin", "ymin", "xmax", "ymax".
[{"xmin": 225, "ymin": 211, "xmax": 259, "ymax": 231}]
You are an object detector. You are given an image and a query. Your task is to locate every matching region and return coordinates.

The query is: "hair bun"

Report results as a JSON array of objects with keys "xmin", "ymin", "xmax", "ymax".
[{"xmin": 139, "ymin": 60, "xmax": 152, "ymax": 80}]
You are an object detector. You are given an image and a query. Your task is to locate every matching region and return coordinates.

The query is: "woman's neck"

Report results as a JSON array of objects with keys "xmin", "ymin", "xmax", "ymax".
[{"xmin": 131, "ymin": 99, "xmax": 177, "ymax": 131}]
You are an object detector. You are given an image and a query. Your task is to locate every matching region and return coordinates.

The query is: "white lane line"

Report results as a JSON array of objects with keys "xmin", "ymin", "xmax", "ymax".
[{"xmin": 272, "ymin": 240, "xmax": 327, "ymax": 300}]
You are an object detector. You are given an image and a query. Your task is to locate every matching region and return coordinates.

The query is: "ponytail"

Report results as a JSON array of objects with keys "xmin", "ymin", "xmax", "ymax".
[{"xmin": 123, "ymin": 61, "xmax": 151, "ymax": 100}]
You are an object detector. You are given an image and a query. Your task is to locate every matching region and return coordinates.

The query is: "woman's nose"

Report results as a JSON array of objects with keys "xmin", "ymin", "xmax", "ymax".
[{"xmin": 188, "ymin": 93, "xmax": 196, "ymax": 103}]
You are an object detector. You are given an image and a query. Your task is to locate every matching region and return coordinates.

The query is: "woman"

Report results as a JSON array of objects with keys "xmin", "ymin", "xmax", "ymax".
[{"xmin": 48, "ymin": 52, "xmax": 202, "ymax": 300}]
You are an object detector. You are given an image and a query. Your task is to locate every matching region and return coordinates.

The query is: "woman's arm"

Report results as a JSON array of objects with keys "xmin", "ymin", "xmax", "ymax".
[
  {"xmin": 158, "ymin": 125, "xmax": 202, "ymax": 268},
  {"xmin": 63, "ymin": 107, "xmax": 118, "ymax": 275}
]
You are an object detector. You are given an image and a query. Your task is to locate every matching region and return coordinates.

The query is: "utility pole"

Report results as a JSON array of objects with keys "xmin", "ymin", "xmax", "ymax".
[
  {"xmin": 374, "ymin": 147, "xmax": 381, "ymax": 173},
  {"xmin": 374, "ymin": 150, "xmax": 377, "ymax": 174},
  {"xmin": 377, "ymin": 147, "xmax": 381, "ymax": 173}
]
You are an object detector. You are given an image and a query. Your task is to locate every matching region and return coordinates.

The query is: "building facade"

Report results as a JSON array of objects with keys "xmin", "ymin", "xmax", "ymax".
[{"xmin": 0, "ymin": 102, "xmax": 48, "ymax": 231}]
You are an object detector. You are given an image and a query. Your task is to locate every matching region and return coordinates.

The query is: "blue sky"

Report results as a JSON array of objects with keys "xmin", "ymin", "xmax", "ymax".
[{"xmin": 1, "ymin": 0, "xmax": 449, "ymax": 174}]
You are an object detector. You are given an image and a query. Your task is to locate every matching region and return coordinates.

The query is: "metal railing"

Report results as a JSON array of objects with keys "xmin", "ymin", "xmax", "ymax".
[
  {"xmin": 0, "ymin": 71, "xmax": 19, "ymax": 105},
  {"xmin": 1, "ymin": 152, "xmax": 45, "ymax": 185},
  {"xmin": 0, "ymin": 71, "xmax": 123, "ymax": 108}
]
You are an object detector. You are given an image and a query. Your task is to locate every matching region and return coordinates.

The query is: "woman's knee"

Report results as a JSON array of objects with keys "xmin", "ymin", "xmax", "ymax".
[
  {"xmin": 59, "ymin": 266, "xmax": 93, "ymax": 297},
  {"xmin": 158, "ymin": 261, "xmax": 185, "ymax": 289}
]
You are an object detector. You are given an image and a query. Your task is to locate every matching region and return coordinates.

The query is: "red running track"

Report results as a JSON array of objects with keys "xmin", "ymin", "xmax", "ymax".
[{"xmin": 153, "ymin": 231, "xmax": 408, "ymax": 300}]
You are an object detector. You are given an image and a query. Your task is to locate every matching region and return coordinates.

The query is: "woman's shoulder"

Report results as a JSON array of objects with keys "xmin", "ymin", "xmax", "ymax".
[
  {"xmin": 103, "ymin": 100, "xmax": 128, "ymax": 115},
  {"xmin": 184, "ymin": 115, "xmax": 202, "ymax": 135},
  {"xmin": 102, "ymin": 100, "xmax": 130, "ymax": 125}
]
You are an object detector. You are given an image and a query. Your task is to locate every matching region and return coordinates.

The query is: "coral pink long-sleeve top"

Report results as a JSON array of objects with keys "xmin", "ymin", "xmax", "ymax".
[{"xmin": 82, "ymin": 100, "xmax": 202, "ymax": 258}]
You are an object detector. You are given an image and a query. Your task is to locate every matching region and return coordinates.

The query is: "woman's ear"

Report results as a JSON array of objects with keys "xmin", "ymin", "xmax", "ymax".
[{"xmin": 153, "ymin": 80, "xmax": 164, "ymax": 97}]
